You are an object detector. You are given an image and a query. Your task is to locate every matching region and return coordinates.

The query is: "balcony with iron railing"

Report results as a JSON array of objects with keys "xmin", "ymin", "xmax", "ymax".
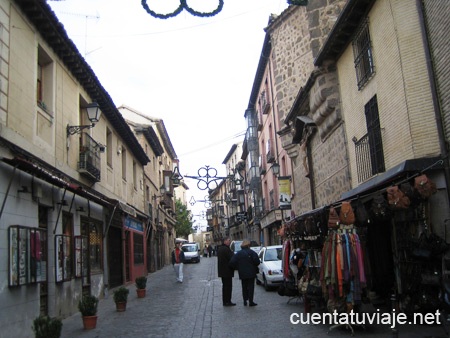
[
  {"xmin": 78, "ymin": 133, "xmax": 101, "ymax": 182},
  {"xmin": 354, "ymin": 132, "xmax": 385, "ymax": 183}
]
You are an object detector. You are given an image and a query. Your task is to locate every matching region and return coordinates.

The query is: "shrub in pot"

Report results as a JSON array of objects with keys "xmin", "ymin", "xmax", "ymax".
[
  {"xmin": 113, "ymin": 286, "xmax": 129, "ymax": 311},
  {"xmin": 32, "ymin": 315, "xmax": 62, "ymax": 338},
  {"xmin": 78, "ymin": 294, "xmax": 99, "ymax": 330},
  {"xmin": 135, "ymin": 276, "xmax": 147, "ymax": 298}
]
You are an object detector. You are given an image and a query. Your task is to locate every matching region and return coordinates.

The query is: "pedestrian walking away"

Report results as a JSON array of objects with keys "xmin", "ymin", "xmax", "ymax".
[
  {"xmin": 171, "ymin": 241, "xmax": 185, "ymax": 283},
  {"xmin": 208, "ymin": 244, "xmax": 213, "ymax": 257},
  {"xmin": 229, "ymin": 239, "xmax": 260, "ymax": 306},
  {"xmin": 217, "ymin": 236, "xmax": 236, "ymax": 306}
]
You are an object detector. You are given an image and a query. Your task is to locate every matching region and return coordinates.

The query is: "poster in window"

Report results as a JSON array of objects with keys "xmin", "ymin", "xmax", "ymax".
[
  {"xmin": 18, "ymin": 228, "xmax": 29, "ymax": 285},
  {"xmin": 278, "ymin": 176, "xmax": 292, "ymax": 210},
  {"xmin": 9, "ymin": 226, "xmax": 47, "ymax": 285},
  {"xmin": 75, "ymin": 236, "xmax": 82, "ymax": 277},
  {"xmin": 55, "ymin": 235, "xmax": 63, "ymax": 282},
  {"xmin": 9, "ymin": 227, "xmax": 18, "ymax": 286}
]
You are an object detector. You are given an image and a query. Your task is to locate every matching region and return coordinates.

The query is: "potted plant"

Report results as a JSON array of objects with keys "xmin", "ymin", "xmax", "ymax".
[
  {"xmin": 113, "ymin": 286, "xmax": 129, "ymax": 312},
  {"xmin": 32, "ymin": 315, "xmax": 62, "ymax": 338},
  {"xmin": 135, "ymin": 276, "xmax": 147, "ymax": 298},
  {"xmin": 78, "ymin": 294, "xmax": 99, "ymax": 330}
]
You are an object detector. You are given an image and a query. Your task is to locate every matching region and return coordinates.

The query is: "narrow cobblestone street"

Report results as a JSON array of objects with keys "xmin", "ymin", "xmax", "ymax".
[{"xmin": 61, "ymin": 256, "xmax": 448, "ymax": 338}]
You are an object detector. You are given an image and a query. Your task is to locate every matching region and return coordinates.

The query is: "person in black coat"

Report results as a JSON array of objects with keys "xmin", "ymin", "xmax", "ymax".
[
  {"xmin": 217, "ymin": 237, "xmax": 236, "ymax": 306},
  {"xmin": 229, "ymin": 239, "xmax": 260, "ymax": 306}
]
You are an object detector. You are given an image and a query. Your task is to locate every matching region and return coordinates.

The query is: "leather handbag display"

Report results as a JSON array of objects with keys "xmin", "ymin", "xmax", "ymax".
[
  {"xmin": 328, "ymin": 207, "xmax": 340, "ymax": 228},
  {"xmin": 339, "ymin": 201, "xmax": 355, "ymax": 225},
  {"xmin": 414, "ymin": 174, "xmax": 437, "ymax": 199}
]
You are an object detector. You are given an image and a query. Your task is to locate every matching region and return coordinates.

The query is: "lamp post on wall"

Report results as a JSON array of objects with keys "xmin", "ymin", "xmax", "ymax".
[{"xmin": 67, "ymin": 102, "xmax": 102, "ymax": 136}]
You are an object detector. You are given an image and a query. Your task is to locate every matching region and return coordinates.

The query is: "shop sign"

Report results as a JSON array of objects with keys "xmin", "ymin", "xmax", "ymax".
[{"xmin": 125, "ymin": 216, "xmax": 143, "ymax": 232}]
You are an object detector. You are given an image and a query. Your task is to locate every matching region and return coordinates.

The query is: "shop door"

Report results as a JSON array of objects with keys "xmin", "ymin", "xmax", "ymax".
[{"xmin": 108, "ymin": 226, "xmax": 123, "ymax": 288}]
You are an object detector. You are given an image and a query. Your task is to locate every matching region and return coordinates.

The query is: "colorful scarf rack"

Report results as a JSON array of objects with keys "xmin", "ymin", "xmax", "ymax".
[{"xmin": 320, "ymin": 229, "xmax": 366, "ymax": 305}]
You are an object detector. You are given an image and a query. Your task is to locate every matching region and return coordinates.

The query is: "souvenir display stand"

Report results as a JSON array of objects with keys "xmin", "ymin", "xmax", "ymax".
[{"xmin": 277, "ymin": 173, "xmax": 446, "ymax": 336}]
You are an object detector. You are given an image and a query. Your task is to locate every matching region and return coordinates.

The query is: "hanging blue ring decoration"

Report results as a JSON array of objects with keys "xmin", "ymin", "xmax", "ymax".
[{"xmin": 141, "ymin": 0, "xmax": 224, "ymax": 19}]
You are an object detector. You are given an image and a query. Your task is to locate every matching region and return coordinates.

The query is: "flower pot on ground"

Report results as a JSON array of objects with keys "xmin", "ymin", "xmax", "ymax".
[
  {"xmin": 113, "ymin": 286, "xmax": 129, "ymax": 312},
  {"xmin": 32, "ymin": 315, "xmax": 62, "ymax": 338},
  {"xmin": 135, "ymin": 276, "xmax": 147, "ymax": 298},
  {"xmin": 78, "ymin": 294, "xmax": 99, "ymax": 330}
]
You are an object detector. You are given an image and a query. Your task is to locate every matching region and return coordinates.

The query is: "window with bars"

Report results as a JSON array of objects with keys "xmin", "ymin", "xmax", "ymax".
[
  {"xmin": 365, "ymin": 96, "xmax": 385, "ymax": 175},
  {"xmin": 352, "ymin": 19, "xmax": 375, "ymax": 90},
  {"xmin": 354, "ymin": 95, "xmax": 385, "ymax": 182}
]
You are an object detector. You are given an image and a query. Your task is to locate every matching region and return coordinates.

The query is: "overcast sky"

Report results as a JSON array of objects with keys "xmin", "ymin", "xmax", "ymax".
[{"xmin": 48, "ymin": 0, "xmax": 289, "ymax": 229}]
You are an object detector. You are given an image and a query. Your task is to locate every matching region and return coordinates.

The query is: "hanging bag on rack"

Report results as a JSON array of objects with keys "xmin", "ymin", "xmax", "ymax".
[
  {"xmin": 328, "ymin": 207, "xmax": 340, "ymax": 229},
  {"xmin": 339, "ymin": 201, "xmax": 355, "ymax": 225},
  {"xmin": 414, "ymin": 174, "xmax": 437, "ymax": 199},
  {"xmin": 371, "ymin": 193, "xmax": 388, "ymax": 218},
  {"xmin": 355, "ymin": 198, "xmax": 369, "ymax": 226},
  {"xmin": 386, "ymin": 185, "xmax": 410, "ymax": 209}
]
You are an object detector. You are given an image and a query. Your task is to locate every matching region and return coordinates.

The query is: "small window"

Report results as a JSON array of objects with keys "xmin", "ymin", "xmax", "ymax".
[
  {"xmin": 122, "ymin": 147, "xmax": 127, "ymax": 180},
  {"xmin": 133, "ymin": 160, "xmax": 137, "ymax": 190},
  {"xmin": 352, "ymin": 19, "xmax": 375, "ymax": 90},
  {"xmin": 106, "ymin": 129, "xmax": 113, "ymax": 167},
  {"xmin": 37, "ymin": 45, "xmax": 54, "ymax": 115}
]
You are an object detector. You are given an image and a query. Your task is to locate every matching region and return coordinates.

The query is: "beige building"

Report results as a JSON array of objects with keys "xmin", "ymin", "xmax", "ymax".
[
  {"xmin": 280, "ymin": 0, "xmax": 449, "ymax": 314},
  {"xmin": 118, "ymin": 105, "xmax": 179, "ymax": 272},
  {"xmin": 0, "ymin": 1, "xmax": 185, "ymax": 336}
]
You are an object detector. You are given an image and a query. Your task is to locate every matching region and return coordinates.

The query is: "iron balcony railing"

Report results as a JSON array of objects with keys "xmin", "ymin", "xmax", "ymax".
[
  {"xmin": 354, "ymin": 132, "xmax": 385, "ymax": 183},
  {"xmin": 78, "ymin": 133, "xmax": 101, "ymax": 182}
]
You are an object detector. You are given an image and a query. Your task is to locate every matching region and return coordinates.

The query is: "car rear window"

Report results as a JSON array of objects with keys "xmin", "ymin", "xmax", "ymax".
[{"xmin": 182, "ymin": 245, "xmax": 196, "ymax": 252}]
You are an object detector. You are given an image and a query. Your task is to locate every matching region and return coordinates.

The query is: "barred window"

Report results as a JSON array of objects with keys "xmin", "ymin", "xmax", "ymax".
[
  {"xmin": 365, "ymin": 95, "xmax": 385, "ymax": 175},
  {"xmin": 352, "ymin": 19, "xmax": 375, "ymax": 90}
]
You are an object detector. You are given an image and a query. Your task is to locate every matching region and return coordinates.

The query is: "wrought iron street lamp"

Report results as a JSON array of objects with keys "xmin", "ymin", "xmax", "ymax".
[
  {"xmin": 153, "ymin": 184, "xmax": 166, "ymax": 200},
  {"xmin": 67, "ymin": 102, "xmax": 101, "ymax": 136},
  {"xmin": 271, "ymin": 162, "xmax": 280, "ymax": 176}
]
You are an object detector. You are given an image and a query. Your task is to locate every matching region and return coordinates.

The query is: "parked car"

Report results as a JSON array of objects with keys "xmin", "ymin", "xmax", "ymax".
[
  {"xmin": 230, "ymin": 240, "xmax": 261, "ymax": 254},
  {"xmin": 181, "ymin": 243, "xmax": 200, "ymax": 263},
  {"xmin": 256, "ymin": 245, "xmax": 283, "ymax": 291}
]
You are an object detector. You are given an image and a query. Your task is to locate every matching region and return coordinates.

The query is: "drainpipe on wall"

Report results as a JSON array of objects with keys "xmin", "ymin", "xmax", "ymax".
[{"xmin": 417, "ymin": 0, "xmax": 450, "ymax": 208}]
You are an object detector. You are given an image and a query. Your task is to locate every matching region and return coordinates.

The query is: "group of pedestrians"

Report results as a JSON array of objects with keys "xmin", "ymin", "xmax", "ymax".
[
  {"xmin": 171, "ymin": 237, "xmax": 260, "ymax": 306},
  {"xmin": 218, "ymin": 237, "xmax": 260, "ymax": 307}
]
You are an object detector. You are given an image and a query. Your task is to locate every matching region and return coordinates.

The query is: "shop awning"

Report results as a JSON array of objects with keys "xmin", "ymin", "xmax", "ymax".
[
  {"xmin": 113, "ymin": 200, "xmax": 148, "ymax": 219},
  {"xmin": 340, "ymin": 156, "xmax": 443, "ymax": 201},
  {"xmin": 2, "ymin": 156, "xmax": 113, "ymax": 208}
]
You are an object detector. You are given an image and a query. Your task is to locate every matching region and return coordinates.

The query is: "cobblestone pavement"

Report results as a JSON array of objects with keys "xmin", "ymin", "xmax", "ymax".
[{"xmin": 61, "ymin": 256, "xmax": 448, "ymax": 338}]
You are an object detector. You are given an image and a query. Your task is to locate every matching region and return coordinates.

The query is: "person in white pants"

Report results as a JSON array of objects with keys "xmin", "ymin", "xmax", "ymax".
[{"xmin": 171, "ymin": 242, "xmax": 185, "ymax": 283}]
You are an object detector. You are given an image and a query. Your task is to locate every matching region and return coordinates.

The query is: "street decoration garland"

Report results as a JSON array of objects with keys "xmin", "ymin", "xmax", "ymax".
[
  {"xmin": 141, "ymin": 0, "xmax": 308, "ymax": 19},
  {"xmin": 141, "ymin": 0, "xmax": 224, "ymax": 19}
]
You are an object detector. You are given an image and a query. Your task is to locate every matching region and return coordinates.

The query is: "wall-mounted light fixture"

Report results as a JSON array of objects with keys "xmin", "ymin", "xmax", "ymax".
[
  {"xmin": 271, "ymin": 162, "xmax": 280, "ymax": 176},
  {"xmin": 67, "ymin": 102, "xmax": 101, "ymax": 136},
  {"xmin": 152, "ymin": 184, "xmax": 166, "ymax": 200}
]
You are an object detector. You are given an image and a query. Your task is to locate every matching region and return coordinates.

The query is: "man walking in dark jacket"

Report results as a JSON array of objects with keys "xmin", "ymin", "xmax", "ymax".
[
  {"xmin": 229, "ymin": 239, "xmax": 260, "ymax": 306},
  {"xmin": 217, "ymin": 237, "xmax": 236, "ymax": 306}
]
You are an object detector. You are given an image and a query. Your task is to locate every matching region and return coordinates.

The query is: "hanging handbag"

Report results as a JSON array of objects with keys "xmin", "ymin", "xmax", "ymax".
[
  {"xmin": 328, "ymin": 207, "xmax": 340, "ymax": 228},
  {"xmin": 355, "ymin": 198, "xmax": 369, "ymax": 226},
  {"xmin": 386, "ymin": 185, "xmax": 410, "ymax": 209},
  {"xmin": 339, "ymin": 201, "xmax": 355, "ymax": 225},
  {"xmin": 371, "ymin": 193, "xmax": 388, "ymax": 218},
  {"xmin": 414, "ymin": 174, "xmax": 437, "ymax": 199}
]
